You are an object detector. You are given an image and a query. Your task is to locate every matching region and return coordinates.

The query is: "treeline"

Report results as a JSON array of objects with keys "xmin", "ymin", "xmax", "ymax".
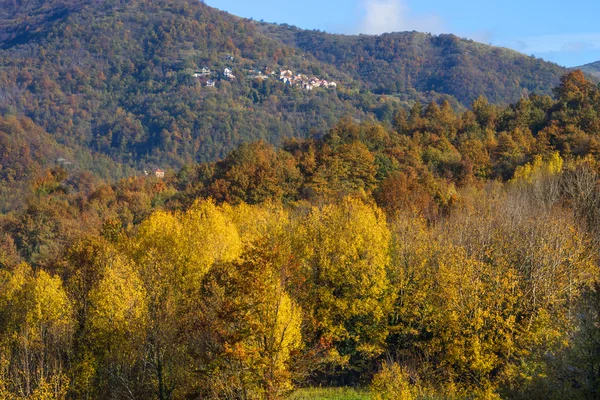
[
  {"xmin": 2, "ymin": 72, "xmax": 600, "ymax": 398},
  {"xmin": 175, "ymin": 70, "xmax": 600, "ymax": 214}
]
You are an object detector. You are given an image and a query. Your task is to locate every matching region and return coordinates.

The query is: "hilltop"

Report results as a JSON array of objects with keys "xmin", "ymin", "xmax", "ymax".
[
  {"xmin": 258, "ymin": 24, "xmax": 569, "ymax": 105},
  {"xmin": 577, "ymin": 60, "xmax": 600, "ymax": 79}
]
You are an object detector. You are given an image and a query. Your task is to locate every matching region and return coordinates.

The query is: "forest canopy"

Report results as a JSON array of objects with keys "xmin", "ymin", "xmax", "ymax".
[{"xmin": 2, "ymin": 71, "xmax": 600, "ymax": 398}]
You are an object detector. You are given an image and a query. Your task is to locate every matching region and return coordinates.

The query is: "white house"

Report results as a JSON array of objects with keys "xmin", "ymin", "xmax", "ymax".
[
  {"xmin": 193, "ymin": 68, "xmax": 211, "ymax": 78},
  {"xmin": 224, "ymin": 68, "xmax": 236, "ymax": 79},
  {"xmin": 206, "ymin": 80, "xmax": 216, "ymax": 87}
]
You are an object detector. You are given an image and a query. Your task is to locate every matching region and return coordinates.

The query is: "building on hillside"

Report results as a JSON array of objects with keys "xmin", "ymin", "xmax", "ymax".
[
  {"xmin": 154, "ymin": 169, "xmax": 165, "ymax": 178},
  {"xmin": 280, "ymin": 69, "xmax": 293, "ymax": 79},
  {"xmin": 224, "ymin": 67, "xmax": 236, "ymax": 79},
  {"xmin": 206, "ymin": 80, "xmax": 216, "ymax": 87},
  {"xmin": 193, "ymin": 68, "xmax": 211, "ymax": 78}
]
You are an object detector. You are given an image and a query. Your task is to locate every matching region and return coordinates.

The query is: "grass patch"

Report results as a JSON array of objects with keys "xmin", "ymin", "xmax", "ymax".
[{"xmin": 288, "ymin": 387, "xmax": 371, "ymax": 400}]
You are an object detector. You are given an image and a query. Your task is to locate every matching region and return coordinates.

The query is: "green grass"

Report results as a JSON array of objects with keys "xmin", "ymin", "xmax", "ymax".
[{"xmin": 288, "ymin": 387, "xmax": 371, "ymax": 400}]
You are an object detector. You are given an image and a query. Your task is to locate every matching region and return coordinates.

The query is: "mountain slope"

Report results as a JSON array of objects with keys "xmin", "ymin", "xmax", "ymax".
[
  {"xmin": 0, "ymin": 115, "xmax": 131, "ymax": 211},
  {"xmin": 577, "ymin": 61, "xmax": 600, "ymax": 79},
  {"xmin": 258, "ymin": 23, "xmax": 569, "ymax": 105},
  {"xmin": 0, "ymin": 0, "xmax": 378, "ymax": 166},
  {"xmin": 0, "ymin": 0, "xmax": 574, "ymax": 173}
]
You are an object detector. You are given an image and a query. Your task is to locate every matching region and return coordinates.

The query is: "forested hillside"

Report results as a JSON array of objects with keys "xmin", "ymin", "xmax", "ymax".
[
  {"xmin": 0, "ymin": 0, "xmax": 573, "ymax": 175},
  {"xmin": 2, "ymin": 71, "xmax": 600, "ymax": 399},
  {"xmin": 0, "ymin": 0, "xmax": 373, "ymax": 170},
  {"xmin": 578, "ymin": 60, "xmax": 600, "ymax": 79},
  {"xmin": 258, "ymin": 24, "xmax": 568, "ymax": 104},
  {"xmin": 4, "ymin": 0, "xmax": 600, "ymax": 397},
  {"xmin": 0, "ymin": 116, "xmax": 132, "ymax": 213}
]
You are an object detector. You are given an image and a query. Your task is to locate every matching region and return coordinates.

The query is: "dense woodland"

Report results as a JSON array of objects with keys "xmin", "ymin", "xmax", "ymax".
[
  {"xmin": 3, "ymin": 0, "xmax": 600, "ymax": 398},
  {"xmin": 2, "ymin": 71, "xmax": 600, "ymax": 399},
  {"xmin": 0, "ymin": 0, "xmax": 574, "ymax": 175},
  {"xmin": 258, "ymin": 25, "xmax": 567, "ymax": 105}
]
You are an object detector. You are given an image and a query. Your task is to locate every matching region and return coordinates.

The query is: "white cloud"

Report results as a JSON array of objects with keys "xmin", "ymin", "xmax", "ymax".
[
  {"xmin": 357, "ymin": 0, "xmax": 445, "ymax": 35},
  {"xmin": 502, "ymin": 33, "xmax": 600, "ymax": 55}
]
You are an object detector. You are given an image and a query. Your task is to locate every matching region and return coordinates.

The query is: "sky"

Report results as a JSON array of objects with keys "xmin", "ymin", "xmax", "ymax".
[{"xmin": 206, "ymin": 0, "xmax": 600, "ymax": 68}]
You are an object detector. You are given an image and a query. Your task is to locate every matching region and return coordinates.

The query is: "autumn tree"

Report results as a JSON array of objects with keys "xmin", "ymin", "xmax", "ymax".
[
  {"xmin": 184, "ymin": 202, "xmax": 302, "ymax": 399},
  {"xmin": 85, "ymin": 247, "xmax": 149, "ymax": 399},
  {"xmin": 0, "ymin": 264, "xmax": 74, "ymax": 399},
  {"xmin": 125, "ymin": 199, "xmax": 243, "ymax": 399},
  {"xmin": 292, "ymin": 197, "xmax": 392, "ymax": 377}
]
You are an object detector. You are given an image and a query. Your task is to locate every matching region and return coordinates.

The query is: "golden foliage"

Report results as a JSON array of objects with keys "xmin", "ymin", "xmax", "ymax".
[{"xmin": 293, "ymin": 197, "xmax": 392, "ymax": 364}]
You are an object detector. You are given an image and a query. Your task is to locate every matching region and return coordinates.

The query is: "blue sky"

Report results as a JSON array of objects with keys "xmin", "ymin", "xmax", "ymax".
[{"xmin": 206, "ymin": 0, "xmax": 600, "ymax": 67}]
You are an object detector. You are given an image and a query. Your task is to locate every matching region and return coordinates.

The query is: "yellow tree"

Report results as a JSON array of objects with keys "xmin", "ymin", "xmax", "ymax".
[
  {"xmin": 292, "ymin": 197, "xmax": 393, "ymax": 373},
  {"xmin": 0, "ymin": 263, "xmax": 73, "ymax": 399},
  {"xmin": 187, "ymin": 202, "xmax": 302, "ymax": 399},
  {"xmin": 85, "ymin": 248, "xmax": 149, "ymax": 399},
  {"xmin": 427, "ymin": 248, "xmax": 521, "ymax": 397},
  {"xmin": 125, "ymin": 199, "xmax": 243, "ymax": 399}
]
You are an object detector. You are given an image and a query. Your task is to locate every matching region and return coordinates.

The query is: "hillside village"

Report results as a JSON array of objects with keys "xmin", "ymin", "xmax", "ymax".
[
  {"xmin": 278, "ymin": 69, "xmax": 337, "ymax": 90},
  {"xmin": 191, "ymin": 62, "xmax": 337, "ymax": 91}
]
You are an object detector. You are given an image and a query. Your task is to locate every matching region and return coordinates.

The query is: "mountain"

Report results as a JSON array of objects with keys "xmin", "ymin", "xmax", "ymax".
[
  {"xmin": 577, "ymin": 61, "xmax": 600, "ymax": 79},
  {"xmin": 0, "ymin": 0, "xmax": 377, "ymax": 170},
  {"xmin": 0, "ymin": 0, "xmax": 572, "ymax": 173},
  {"xmin": 259, "ymin": 24, "xmax": 569, "ymax": 105}
]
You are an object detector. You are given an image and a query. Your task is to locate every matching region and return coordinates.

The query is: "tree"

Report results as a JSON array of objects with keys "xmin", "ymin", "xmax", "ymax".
[
  {"xmin": 125, "ymin": 199, "xmax": 243, "ymax": 399},
  {"xmin": 189, "ymin": 247, "xmax": 302, "ymax": 399},
  {"xmin": 85, "ymin": 248, "xmax": 149, "ymax": 399},
  {"xmin": 292, "ymin": 197, "xmax": 392, "ymax": 376},
  {"xmin": 186, "ymin": 203, "xmax": 302, "ymax": 399},
  {"xmin": 554, "ymin": 70, "xmax": 596, "ymax": 105},
  {"xmin": 0, "ymin": 264, "xmax": 73, "ymax": 399},
  {"xmin": 308, "ymin": 142, "xmax": 378, "ymax": 197}
]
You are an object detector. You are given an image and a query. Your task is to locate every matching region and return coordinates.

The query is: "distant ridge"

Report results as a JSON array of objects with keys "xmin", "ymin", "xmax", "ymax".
[
  {"xmin": 257, "ymin": 23, "xmax": 569, "ymax": 105},
  {"xmin": 577, "ymin": 61, "xmax": 600, "ymax": 79}
]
